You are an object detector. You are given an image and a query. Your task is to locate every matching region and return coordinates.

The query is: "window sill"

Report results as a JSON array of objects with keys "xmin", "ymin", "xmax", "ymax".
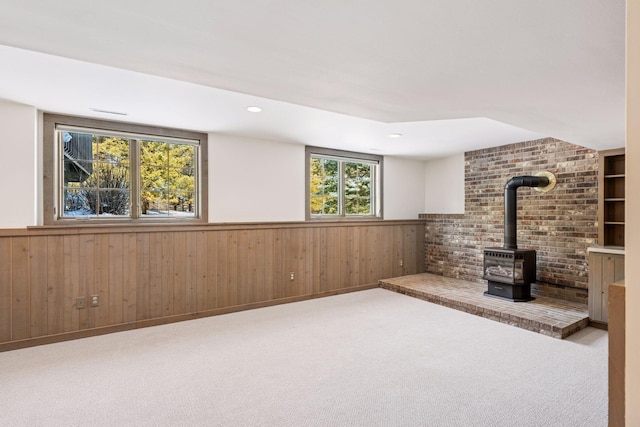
[
  {"xmin": 38, "ymin": 217, "xmax": 207, "ymax": 228},
  {"xmin": 307, "ymin": 216, "xmax": 383, "ymax": 222}
]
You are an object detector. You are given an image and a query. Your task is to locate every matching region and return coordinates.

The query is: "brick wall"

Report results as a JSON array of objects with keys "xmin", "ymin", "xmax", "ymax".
[{"xmin": 421, "ymin": 138, "xmax": 598, "ymax": 302}]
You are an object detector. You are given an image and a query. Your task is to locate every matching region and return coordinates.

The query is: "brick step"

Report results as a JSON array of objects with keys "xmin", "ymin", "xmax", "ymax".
[{"xmin": 380, "ymin": 273, "xmax": 589, "ymax": 339}]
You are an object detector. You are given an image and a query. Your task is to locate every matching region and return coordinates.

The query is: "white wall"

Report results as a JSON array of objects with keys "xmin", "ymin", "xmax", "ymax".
[
  {"xmin": 0, "ymin": 99, "xmax": 37, "ymax": 228},
  {"xmin": 423, "ymin": 153, "xmax": 465, "ymax": 214},
  {"xmin": 209, "ymin": 134, "xmax": 306, "ymax": 222},
  {"xmin": 209, "ymin": 135, "xmax": 427, "ymax": 222},
  {"xmin": 0, "ymin": 108, "xmax": 428, "ymax": 227},
  {"xmin": 383, "ymin": 156, "xmax": 426, "ymax": 219},
  {"xmin": 626, "ymin": 0, "xmax": 639, "ymax": 423}
]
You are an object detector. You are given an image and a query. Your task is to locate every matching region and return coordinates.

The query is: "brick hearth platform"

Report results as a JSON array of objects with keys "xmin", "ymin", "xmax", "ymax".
[{"xmin": 379, "ymin": 273, "xmax": 589, "ymax": 339}]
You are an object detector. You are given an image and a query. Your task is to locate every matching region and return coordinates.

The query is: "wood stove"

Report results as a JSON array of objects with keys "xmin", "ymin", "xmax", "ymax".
[
  {"xmin": 483, "ymin": 173, "xmax": 555, "ymax": 302},
  {"xmin": 483, "ymin": 248, "xmax": 536, "ymax": 301}
]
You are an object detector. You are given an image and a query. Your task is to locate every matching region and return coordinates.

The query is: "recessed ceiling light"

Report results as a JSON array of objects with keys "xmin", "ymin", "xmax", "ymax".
[
  {"xmin": 387, "ymin": 133, "xmax": 403, "ymax": 139},
  {"xmin": 246, "ymin": 106, "xmax": 262, "ymax": 113}
]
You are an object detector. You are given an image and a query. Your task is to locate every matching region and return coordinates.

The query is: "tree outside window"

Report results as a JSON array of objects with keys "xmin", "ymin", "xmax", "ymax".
[
  {"xmin": 56, "ymin": 124, "xmax": 200, "ymax": 220},
  {"xmin": 307, "ymin": 147, "xmax": 381, "ymax": 219},
  {"xmin": 44, "ymin": 114, "xmax": 208, "ymax": 225}
]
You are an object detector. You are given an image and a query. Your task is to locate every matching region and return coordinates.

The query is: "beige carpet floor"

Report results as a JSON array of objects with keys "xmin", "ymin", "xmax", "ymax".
[{"xmin": 0, "ymin": 288, "xmax": 607, "ymax": 426}]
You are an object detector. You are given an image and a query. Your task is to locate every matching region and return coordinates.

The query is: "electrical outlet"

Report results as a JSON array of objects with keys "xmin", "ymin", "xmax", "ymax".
[
  {"xmin": 76, "ymin": 297, "xmax": 86, "ymax": 309},
  {"xmin": 290, "ymin": 272, "xmax": 295, "ymax": 281},
  {"xmin": 399, "ymin": 259, "xmax": 404, "ymax": 267},
  {"xmin": 90, "ymin": 294, "xmax": 99, "ymax": 307}
]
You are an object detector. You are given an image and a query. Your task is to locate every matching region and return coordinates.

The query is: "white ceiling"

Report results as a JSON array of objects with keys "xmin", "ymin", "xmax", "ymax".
[{"xmin": 0, "ymin": 0, "xmax": 625, "ymax": 159}]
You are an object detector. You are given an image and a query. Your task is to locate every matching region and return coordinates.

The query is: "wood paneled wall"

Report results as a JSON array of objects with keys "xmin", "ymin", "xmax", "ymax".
[{"xmin": 0, "ymin": 220, "xmax": 424, "ymax": 350}]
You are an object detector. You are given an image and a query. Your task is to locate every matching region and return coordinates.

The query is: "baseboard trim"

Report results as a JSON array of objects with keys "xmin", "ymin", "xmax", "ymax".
[{"xmin": 0, "ymin": 283, "xmax": 379, "ymax": 352}]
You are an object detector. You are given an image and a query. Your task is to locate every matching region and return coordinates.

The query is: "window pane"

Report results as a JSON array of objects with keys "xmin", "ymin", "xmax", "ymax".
[
  {"xmin": 63, "ymin": 159, "xmax": 93, "ymax": 184},
  {"xmin": 310, "ymin": 157, "xmax": 339, "ymax": 215},
  {"xmin": 63, "ymin": 186, "xmax": 95, "ymax": 216},
  {"xmin": 168, "ymin": 191, "xmax": 196, "ymax": 216},
  {"xmin": 310, "ymin": 195, "xmax": 324, "ymax": 214},
  {"xmin": 168, "ymin": 144, "xmax": 195, "ymax": 163},
  {"xmin": 310, "ymin": 195, "xmax": 339, "ymax": 215},
  {"xmin": 95, "ymin": 136, "xmax": 129, "ymax": 164},
  {"xmin": 345, "ymin": 162, "xmax": 372, "ymax": 215},
  {"xmin": 309, "ymin": 153, "xmax": 380, "ymax": 218},
  {"xmin": 85, "ymin": 163, "xmax": 130, "ymax": 216},
  {"xmin": 62, "ymin": 132, "xmax": 94, "ymax": 185},
  {"xmin": 62, "ymin": 132, "xmax": 93, "ymax": 161},
  {"xmin": 51, "ymin": 115, "xmax": 204, "ymax": 223},
  {"xmin": 93, "ymin": 163, "xmax": 130, "ymax": 188},
  {"xmin": 62, "ymin": 134, "xmax": 130, "ymax": 217},
  {"xmin": 141, "ymin": 174, "xmax": 169, "ymax": 216},
  {"xmin": 141, "ymin": 191, "xmax": 169, "ymax": 216},
  {"xmin": 345, "ymin": 196, "xmax": 371, "ymax": 215},
  {"xmin": 140, "ymin": 141, "xmax": 169, "ymax": 166},
  {"xmin": 140, "ymin": 141, "xmax": 196, "ymax": 217},
  {"xmin": 97, "ymin": 189, "xmax": 130, "ymax": 216}
]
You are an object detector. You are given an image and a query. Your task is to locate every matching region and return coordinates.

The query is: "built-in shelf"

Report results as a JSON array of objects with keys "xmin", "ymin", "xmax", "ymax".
[{"xmin": 599, "ymin": 149, "xmax": 625, "ymax": 247}]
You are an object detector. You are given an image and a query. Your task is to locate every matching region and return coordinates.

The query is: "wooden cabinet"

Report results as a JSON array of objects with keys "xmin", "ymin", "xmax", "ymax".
[
  {"xmin": 591, "ymin": 149, "xmax": 625, "ymax": 326},
  {"xmin": 588, "ymin": 249, "xmax": 624, "ymax": 325},
  {"xmin": 599, "ymin": 148, "xmax": 625, "ymax": 247}
]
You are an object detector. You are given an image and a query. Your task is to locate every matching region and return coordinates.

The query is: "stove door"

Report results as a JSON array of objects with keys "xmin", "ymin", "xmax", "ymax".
[{"xmin": 483, "ymin": 257, "xmax": 525, "ymax": 284}]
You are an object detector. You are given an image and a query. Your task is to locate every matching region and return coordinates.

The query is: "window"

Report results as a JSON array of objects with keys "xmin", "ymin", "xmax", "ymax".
[
  {"xmin": 306, "ymin": 146, "xmax": 382, "ymax": 219},
  {"xmin": 43, "ymin": 114, "xmax": 207, "ymax": 224}
]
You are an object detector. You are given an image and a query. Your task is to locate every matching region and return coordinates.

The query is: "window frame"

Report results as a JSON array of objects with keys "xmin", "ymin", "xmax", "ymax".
[
  {"xmin": 43, "ymin": 114, "xmax": 208, "ymax": 225},
  {"xmin": 305, "ymin": 146, "xmax": 383, "ymax": 220}
]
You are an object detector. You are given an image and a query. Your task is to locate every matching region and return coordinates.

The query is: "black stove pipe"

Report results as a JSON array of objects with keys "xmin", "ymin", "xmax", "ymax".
[{"xmin": 504, "ymin": 175, "xmax": 550, "ymax": 250}]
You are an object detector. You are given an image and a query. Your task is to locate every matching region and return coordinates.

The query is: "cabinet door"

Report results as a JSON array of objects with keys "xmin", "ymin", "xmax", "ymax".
[
  {"xmin": 589, "ymin": 253, "xmax": 625, "ymax": 323},
  {"xmin": 602, "ymin": 255, "xmax": 625, "ymax": 322}
]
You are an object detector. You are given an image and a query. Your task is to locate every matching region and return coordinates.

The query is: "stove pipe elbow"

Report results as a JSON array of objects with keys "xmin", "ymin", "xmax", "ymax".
[{"xmin": 504, "ymin": 175, "xmax": 551, "ymax": 250}]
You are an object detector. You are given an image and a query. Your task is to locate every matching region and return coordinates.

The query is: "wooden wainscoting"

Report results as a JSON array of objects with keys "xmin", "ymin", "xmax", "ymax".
[{"xmin": 0, "ymin": 220, "xmax": 425, "ymax": 351}]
